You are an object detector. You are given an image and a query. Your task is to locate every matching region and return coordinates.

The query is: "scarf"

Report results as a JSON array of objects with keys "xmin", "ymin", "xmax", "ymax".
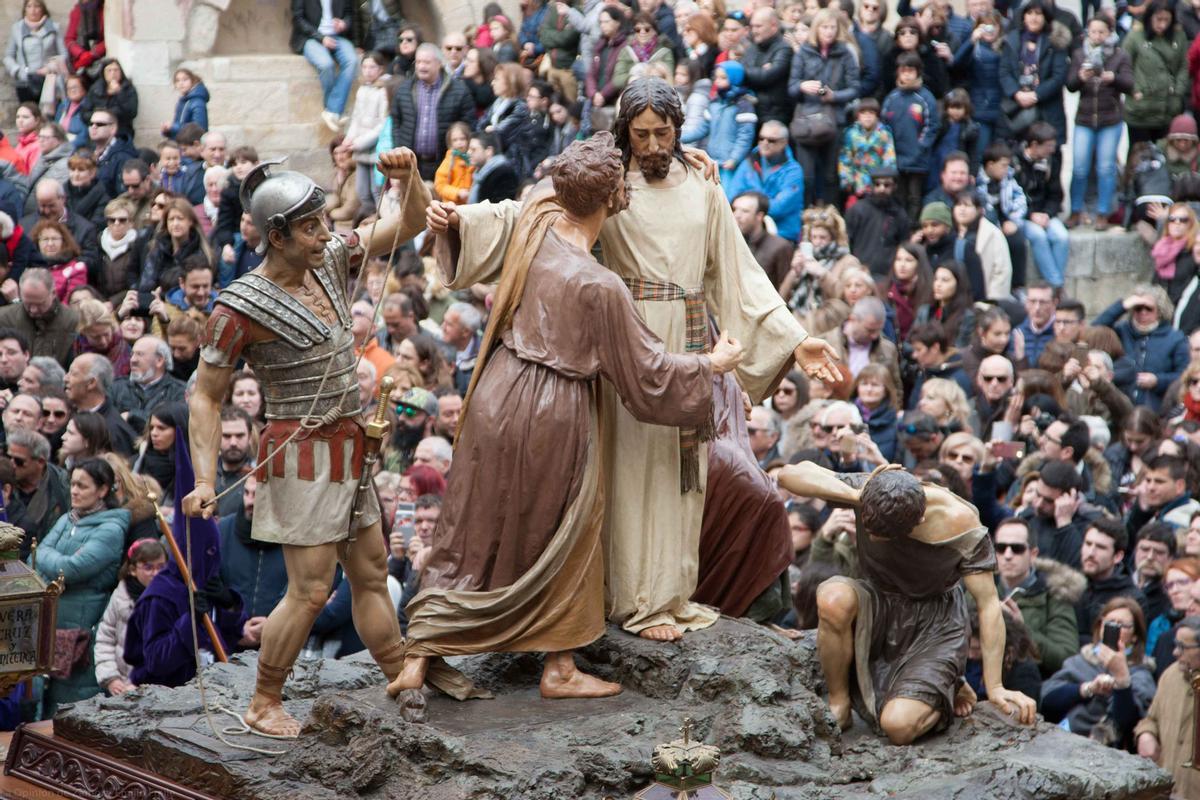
[
  {"xmin": 124, "ymin": 573, "xmax": 147, "ymax": 602},
  {"xmin": 67, "ymin": 502, "xmax": 105, "ymax": 525},
  {"xmin": 138, "ymin": 446, "xmax": 176, "ymax": 498},
  {"xmin": 631, "ymin": 36, "xmax": 658, "ymax": 62},
  {"xmin": 101, "ymin": 226, "xmax": 138, "ymax": 261},
  {"xmin": 855, "ymin": 397, "xmax": 875, "ymax": 422},
  {"xmin": 888, "ymin": 278, "xmax": 917, "ymax": 340},
  {"xmin": 1151, "ymin": 234, "xmax": 1188, "ymax": 280},
  {"xmin": 1184, "ymin": 390, "xmax": 1200, "ymax": 423}
]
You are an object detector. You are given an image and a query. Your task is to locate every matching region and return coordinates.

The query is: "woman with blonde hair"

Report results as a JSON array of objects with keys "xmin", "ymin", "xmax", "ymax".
[
  {"xmin": 939, "ymin": 431, "xmax": 986, "ymax": 485},
  {"xmin": 1150, "ymin": 202, "xmax": 1199, "ymax": 304},
  {"xmin": 782, "ymin": 206, "xmax": 851, "ymax": 316},
  {"xmin": 918, "ymin": 377, "xmax": 972, "ymax": 432},
  {"xmin": 72, "ymin": 298, "xmax": 130, "ymax": 376},
  {"xmin": 1177, "ymin": 361, "xmax": 1200, "ymax": 423},
  {"xmin": 789, "ymin": 6, "xmax": 861, "ymax": 204}
]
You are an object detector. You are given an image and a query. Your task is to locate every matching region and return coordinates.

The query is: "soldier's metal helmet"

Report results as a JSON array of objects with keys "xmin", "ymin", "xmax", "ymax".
[{"xmin": 240, "ymin": 158, "xmax": 327, "ymax": 254}]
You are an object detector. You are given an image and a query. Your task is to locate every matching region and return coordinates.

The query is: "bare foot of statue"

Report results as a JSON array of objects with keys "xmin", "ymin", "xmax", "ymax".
[
  {"xmin": 829, "ymin": 696, "xmax": 853, "ymax": 731},
  {"xmin": 243, "ymin": 696, "xmax": 302, "ymax": 738},
  {"xmin": 540, "ymin": 651, "xmax": 623, "ymax": 699},
  {"xmin": 953, "ymin": 681, "xmax": 977, "ymax": 718},
  {"xmin": 638, "ymin": 624, "xmax": 683, "ymax": 642},
  {"xmin": 386, "ymin": 656, "xmax": 429, "ymax": 698}
]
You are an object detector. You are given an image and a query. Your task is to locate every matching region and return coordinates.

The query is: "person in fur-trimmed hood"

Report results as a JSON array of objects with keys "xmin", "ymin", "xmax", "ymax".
[
  {"xmin": 993, "ymin": 517, "xmax": 1086, "ymax": 676},
  {"xmin": 1008, "ymin": 429, "xmax": 1117, "ymax": 514}
]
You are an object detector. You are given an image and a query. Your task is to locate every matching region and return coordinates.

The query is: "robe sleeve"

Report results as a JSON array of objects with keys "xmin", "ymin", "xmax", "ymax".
[
  {"xmin": 701, "ymin": 179, "xmax": 809, "ymax": 402},
  {"xmin": 591, "ymin": 270, "xmax": 714, "ymax": 429},
  {"xmin": 434, "ymin": 199, "xmax": 522, "ymax": 290}
]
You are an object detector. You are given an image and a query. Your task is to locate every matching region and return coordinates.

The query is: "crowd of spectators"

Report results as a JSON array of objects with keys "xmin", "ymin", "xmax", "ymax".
[{"xmin": 4, "ymin": 0, "xmax": 1200, "ymax": 785}]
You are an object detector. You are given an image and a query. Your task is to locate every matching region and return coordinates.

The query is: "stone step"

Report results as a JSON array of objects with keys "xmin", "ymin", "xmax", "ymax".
[{"xmin": 1062, "ymin": 228, "xmax": 1152, "ymax": 314}]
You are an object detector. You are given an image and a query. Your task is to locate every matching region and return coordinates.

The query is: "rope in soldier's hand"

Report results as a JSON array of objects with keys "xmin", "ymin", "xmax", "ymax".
[{"xmin": 207, "ymin": 215, "xmax": 408, "ymax": 509}]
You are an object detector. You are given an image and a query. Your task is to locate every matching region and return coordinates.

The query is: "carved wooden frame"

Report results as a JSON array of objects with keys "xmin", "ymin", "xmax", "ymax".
[{"xmin": 3, "ymin": 724, "xmax": 217, "ymax": 800}]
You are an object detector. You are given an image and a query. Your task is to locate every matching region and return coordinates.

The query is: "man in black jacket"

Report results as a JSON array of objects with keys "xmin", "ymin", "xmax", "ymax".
[
  {"xmin": 742, "ymin": 9, "xmax": 794, "ymax": 125},
  {"xmin": 1017, "ymin": 460, "xmax": 1107, "ymax": 572},
  {"xmin": 87, "ymin": 109, "xmax": 137, "ymax": 199},
  {"xmin": 846, "ymin": 166, "xmax": 911, "ymax": 279},
  {"xmin": 1075, "ymin": 516, "xmax": 1148, "ymax": 645},
  {"xmin": 467, "ymin": 132, "xmax": 519, "ymax": 204},
  {"xmin": 392, "ymin": 44, "xmax": 477, "ymax": 180},
  {"xmin": 290, "ymin": 0, "xmax": 359, "ymax": 132}
]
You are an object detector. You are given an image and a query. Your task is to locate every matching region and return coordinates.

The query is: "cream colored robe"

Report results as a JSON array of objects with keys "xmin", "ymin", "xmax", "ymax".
[{"xmin": 444, "ymin": 163, "xmax": 808, "ymax": 633}]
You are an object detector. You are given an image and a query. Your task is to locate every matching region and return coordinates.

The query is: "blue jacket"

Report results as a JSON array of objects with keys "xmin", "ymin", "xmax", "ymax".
[
  {"xmin": 956, "ymin": 41, "xmax": 1004, "ymax": 125},
  {"xmin": 54, "ymin": 98, "xmax": 88, "ymax": 147},
  {"xmin": 519, "ymin": 4, "xmax": 548, "ymax": 55},
  {"xmin": 218, "ymin": 233, "xmax": 264, "ymax": 288},
  {"xmin": 1094, "ymin": 300, "xmax": 1189, "ymax": 411},
  {"xmin": 218, "ymin": 511, "xmax": 287, "ymax": 621},
  {"xmin": 1018, "ymin": 315, "xmax": 1057, "ymax": 368},
  {"xmin": 881, "ymin": 84, "xmax": 938, "ymax": 173},
  {"xmin": 725, "ymin": 147, "xmax": 805, "ymax": 242},
  {"xmin": 32, "ymin": 507, "xmax": 130, "ymax": 634},
  {"xmin": 166, "ymin": 83, "xmax": 210, "ymax": 138},
  {"xmin": 862, "ymin": 399, "xmax": 898, "ymax": 463}
]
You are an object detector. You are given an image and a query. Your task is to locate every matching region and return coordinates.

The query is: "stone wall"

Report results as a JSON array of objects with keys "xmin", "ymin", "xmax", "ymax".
[{"xmin": 1063, "ymin": 230, "xmax": 1155, "ymax": 315}]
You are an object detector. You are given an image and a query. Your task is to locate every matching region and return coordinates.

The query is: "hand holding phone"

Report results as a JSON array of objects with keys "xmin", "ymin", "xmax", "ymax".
[{"xmin": 990, "ymin": 440, "xmax": 1024, "ymax": 460}]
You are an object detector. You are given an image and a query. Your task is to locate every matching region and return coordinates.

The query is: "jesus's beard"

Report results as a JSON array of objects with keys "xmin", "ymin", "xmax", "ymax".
[{"xmin": 637, "ymin": 150, "xmax": 673, "ymax": 181}]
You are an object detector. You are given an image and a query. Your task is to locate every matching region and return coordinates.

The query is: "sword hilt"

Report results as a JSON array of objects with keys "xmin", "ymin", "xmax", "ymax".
[{"xmin": 365, "ymin": 376, "xmax": 395, "ymax": 440}]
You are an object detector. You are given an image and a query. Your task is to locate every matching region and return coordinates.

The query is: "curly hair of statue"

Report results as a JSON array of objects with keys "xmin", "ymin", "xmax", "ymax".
[
  {"xmin": 859, "ymin": 470, "xmax": 927, "ymax": 539},
  {"xmin": 548, "ymin": 131, "xmax": 625, "ymax": 217}
]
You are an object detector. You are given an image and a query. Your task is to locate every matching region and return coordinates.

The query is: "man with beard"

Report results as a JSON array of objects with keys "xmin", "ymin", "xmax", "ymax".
[
  {"xmin": 385, "ymin": 387, "xmax": 437, "ymax": 473},
  {"xmin": 215, "ymin": 406, "xmax": 255, "ymax": 518},
  {"xmin": 428, "ymin": 77, "xmax": 839, "ymax": 641},
  {"xmin": 731, "ymin": 191, "xmax": 793, "ymax": 290},
  {"xmin": 1075, "ymin": 517, "xmax": 1148, "ymax": 645},
  {"xmin": 109, "ymin": 335, "xmax": 186, "ymax": 431},
  {"xmin": 846, "ymin": 166, "xmax": 911, "ymax": 280}
]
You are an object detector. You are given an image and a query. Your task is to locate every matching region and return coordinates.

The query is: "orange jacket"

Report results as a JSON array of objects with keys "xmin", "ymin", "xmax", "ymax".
[{"xmin": 434, "ymin": 150, "xmax": 474, "ymax": 203}]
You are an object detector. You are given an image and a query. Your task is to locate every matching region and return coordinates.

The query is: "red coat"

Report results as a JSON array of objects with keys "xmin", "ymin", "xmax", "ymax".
[{"xmin": 65, "ymin": 2, "xmax": 105, "ymax": 71}]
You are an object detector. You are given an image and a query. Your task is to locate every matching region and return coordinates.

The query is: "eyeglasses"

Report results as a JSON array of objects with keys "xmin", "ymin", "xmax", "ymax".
[
  {"xmin": 88, "ymin": 120, "xmax": 114, "ymax": 128},
  {"xmin": 443, "ymin": 45, "xmax": 465, "ymax": 51},
  {"xmin": 746, "ymin": 426, "xmax": 763, "ymax": 434},
  {"xmin": 759, "ymin": 136, "xmax": 784, "ymax": 143},
  {"xmin": 1165, "ymin": 579, "xmax": 1194, "ymax": 590},
  {"xmin": 1131, "ymin": 305, "xmax": 1155, "ymax": 314},
  {"xmin": 37, "ymin": 236, "xmax": 62, "ymax": 244},
  {"xmin": 996, "ymin": 542, "xmax": 1028, "ymax": 555},
  {"xmin": 106, "ymin": 216, "xmax": 130, "ymax": 224},
  {"xmin": 946, "ymin": 451, "xmax": 976, "ymax": 463},
  {"xmin": 1175, "ymin": 640, "xmax": 1200, "ymax": 651},
  {"xmin": 1168, "ymin": 215, "xmax": 1191, "ymax": 223},
  {"xmin": 1190, "ymin": 378, "xmax": 1200, "ymax": 387},
  {"xmin": 399, "ymin": 35, "xmax": 418, "ymax": 43},
  {"xmin": 8, "ymin": 456, "xmax": 27, "ymax": 468},
  {"xmin": 775, "ymin": 386, "xmax": 796, "ymax": 395},
  {"xmin": 980, "ymin": 374, "xmax": 1010, "ymax": 383},
  {"xmin": 135, "ymin": 561, "xmax": 165, "ymax": 574},
  {"xmin": 1106, "ymin": 621, "xmax": 1135, "ymax": 630},
  {"xmin": 41, "ymin": 408, "xmax": 67, "ymax": 419},
  {"xmin": 811, "ymin": 422, "xmax": 836, "ymax": 433},
  {"xmin": 153, "ymin": 201, "xmax": 167, "ymax": 209}
]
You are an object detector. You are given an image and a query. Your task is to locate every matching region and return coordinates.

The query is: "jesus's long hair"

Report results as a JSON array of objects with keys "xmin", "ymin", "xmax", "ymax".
[{"xmin": 612, "ymin": 78, "xmax": 685, "ymax": 171}]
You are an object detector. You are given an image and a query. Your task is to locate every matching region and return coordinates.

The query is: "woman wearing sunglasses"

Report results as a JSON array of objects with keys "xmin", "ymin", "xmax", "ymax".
[{"xmin": 1148, "ymin": 202, "xmax": 1198, "ymax": 306}]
